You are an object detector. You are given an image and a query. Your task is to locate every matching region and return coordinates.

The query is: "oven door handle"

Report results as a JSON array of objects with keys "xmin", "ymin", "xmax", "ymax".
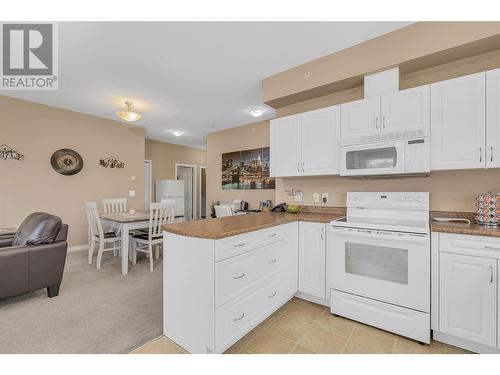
[{"xmin": 329, "ymin": 226, "xmax": 429, "ymax": 243}]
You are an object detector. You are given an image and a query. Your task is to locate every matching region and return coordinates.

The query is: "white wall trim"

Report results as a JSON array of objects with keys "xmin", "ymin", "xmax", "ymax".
[
  {"xmin": 68, "ymin": 244, "xmax": 88, "ymax": 252},
  {"xmin": 199, "ymin": 166, "xmax": 206, "ymax": 219}
]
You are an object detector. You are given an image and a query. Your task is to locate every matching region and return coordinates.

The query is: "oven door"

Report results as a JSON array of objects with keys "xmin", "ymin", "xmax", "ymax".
[
  {"xmin": 340, "ymin": 141, "xmax": 404, "ymax": 176},
  {"xmin": 328, "ymin": 226, "xmax": 430, "ymax": 312}
]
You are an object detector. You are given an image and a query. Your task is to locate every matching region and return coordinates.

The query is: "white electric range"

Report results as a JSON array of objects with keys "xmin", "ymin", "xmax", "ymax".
[{"xmin": 328, "ymin": 192, "xmax": 431, "ymax": 343}]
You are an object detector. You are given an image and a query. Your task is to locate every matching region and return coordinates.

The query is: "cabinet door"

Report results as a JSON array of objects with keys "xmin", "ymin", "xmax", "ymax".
[
  {"xmin": 298, "ymin": 222, "xmax": 326, "ymax": 299},
  {"xmin": 340, "ymin": 96, "xmax": 381, "ymax": 146},
  {"xmin": 301, "ymin": 105, "xmax": 340, "ymax": 176},
  {"xmin": 430, "ymin": 72, "xmax": 486, "ymax": 170},
  {"xmin": 270, "ymin": 114, "xmax": 301, "ymax": 177},
  {"xmin": 439, "ymin": 253, "xmax": 496, "ymax": 347},
  {"xmin": 487, "ymin": 68, "xmax": 500, "ymax": 168},
  {"xmin": 381, "ymin": 85, "xmax": 430, "ymax": 135}
]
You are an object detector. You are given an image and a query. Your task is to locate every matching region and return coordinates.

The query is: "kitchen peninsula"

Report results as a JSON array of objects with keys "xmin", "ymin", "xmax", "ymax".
[{"xmin": 161, "ymin": 211, "xmax": 343, "ymax": 354}]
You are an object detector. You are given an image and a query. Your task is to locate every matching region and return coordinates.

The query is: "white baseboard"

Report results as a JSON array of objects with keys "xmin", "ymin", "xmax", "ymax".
[
  {"xmin": 433, "ymin": 331, "xmax": 500, "ymax": 354},
  {"xmin": 294, "ymin": 291, "xmax": 330, "ymax": 307},
  {"xmin": 68, "ymin": 244, "xmax": 88, "ymax": 252}
]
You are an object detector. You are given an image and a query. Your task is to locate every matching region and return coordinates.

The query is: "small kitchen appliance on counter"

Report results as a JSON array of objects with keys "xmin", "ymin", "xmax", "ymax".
[
  {"xmin": 475, "ymin": 192, "xmax": 500, "ymax": 226},
  {"xmin": 329, "ymin": 192, "xmax": 430, "ymax": 343}
]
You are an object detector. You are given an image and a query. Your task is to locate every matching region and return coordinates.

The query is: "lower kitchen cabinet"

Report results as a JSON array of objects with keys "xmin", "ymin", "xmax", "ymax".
[
  {"xmin": 298, "ymin": 222, "xmax": 326, "ymax": 299},
  {"xmin": 439, "ymin": 252, "xmax": 497, "ymax": 347},
  {"xmin": 433, "ymin": 232, "xmax": 500, "ymax": 352}
]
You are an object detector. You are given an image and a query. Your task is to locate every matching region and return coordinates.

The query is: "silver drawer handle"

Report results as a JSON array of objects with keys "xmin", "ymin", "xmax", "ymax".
[
  {"xmin": 233, "ymin": 272, "xmax": 246, "ymax": 279},
  {"xmin": 268, "ymin": 258, "xmax": 277, "ymax": 264},
  {"xmin": 491, "ymin": 146, "xmax": 494, "ymax": 162},
  {"xmin": 268, "ymin": 292, "xmax": 277, "ymax": 298},
  {"xmin": 480, "ymin": 147, "xmax": 483, "ymax": 163},
  {"xmin": 268, "ymin": 233, "xmax": 277, "ymax": 238},
  {"xmin": 233, "ymin": 242, "xmax": 246, "ymax": 247},
  {"xmin": 489, "ymin": 266, "xmax": 494, "ymax": 283},
  {"xmin": 233, "ymin": 313, "xmax": 245, "ymax": 322},
  {"xmin": 485, "ymin": 246, "xmax": 500, "ymax": 251}
]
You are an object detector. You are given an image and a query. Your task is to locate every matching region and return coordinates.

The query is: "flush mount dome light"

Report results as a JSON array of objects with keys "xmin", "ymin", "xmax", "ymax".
[
  {"xmin": 116, "ymin": 101, "xmax": 142, "ymax": 122},
  {"xmin": 248, "ymin": 107, "xmax": 265, "ymax": 117},
  {"xmin": 170, "ymin": 130, "xmax": 184, "ymax": 137}
]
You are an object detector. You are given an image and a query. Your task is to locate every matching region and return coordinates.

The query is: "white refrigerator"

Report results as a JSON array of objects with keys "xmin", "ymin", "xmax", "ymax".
[{"xmin": 155, "ymin": 179, "xmax": 185, "ymax": 222}]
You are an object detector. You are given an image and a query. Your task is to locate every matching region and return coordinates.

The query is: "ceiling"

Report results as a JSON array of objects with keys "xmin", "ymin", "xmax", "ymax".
[{"xmin": 2, "ymin": 22, "xmax": 412, "ymax": 149}]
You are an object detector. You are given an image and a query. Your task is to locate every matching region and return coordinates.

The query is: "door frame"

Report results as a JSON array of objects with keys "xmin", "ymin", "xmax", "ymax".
[
  {"xmin": 144, "ymin": 159, "xmax": 152, "ymax": 209},
  {"xmin": 199, "ymin": 166, "xmax": 206, "ymax": 219},
  {"xmin": 175, "ymin": 163, "xmax": 197, "ymax": 221}
]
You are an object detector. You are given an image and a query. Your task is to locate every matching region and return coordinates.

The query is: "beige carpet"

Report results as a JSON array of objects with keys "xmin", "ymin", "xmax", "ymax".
[{"xmin": 0, "ymin": 250, "xmax": 162, "ymax": 354}]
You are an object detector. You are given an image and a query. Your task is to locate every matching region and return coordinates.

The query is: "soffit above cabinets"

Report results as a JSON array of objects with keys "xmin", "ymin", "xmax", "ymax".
[{"xmin": 262, "ymin": 22, "xmax": 500, "ymax": 109}]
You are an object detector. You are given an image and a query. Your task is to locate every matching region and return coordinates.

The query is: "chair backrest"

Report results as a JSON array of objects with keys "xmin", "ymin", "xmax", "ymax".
[
  {"xmin": 160, "ymin": 198, "xmax": 176, "ymax": 218},
  {"xmin": 148, "ymin": 202, "xmax": 174, "ymax": 238},
  {"xmin": 85, "ymin": 202, "xmax": 104, "ymax": 239},
  {"xmin": 214, "ymin": 205, "xmax": 233, "ymax": 218},
  {"xmin": 102, "ymin": 198, "xmax": 127, "ymax": 214}
]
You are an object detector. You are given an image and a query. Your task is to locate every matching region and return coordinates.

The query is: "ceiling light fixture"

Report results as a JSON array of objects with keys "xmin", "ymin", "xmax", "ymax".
[
  {"xmin": 248, "ymin": 107, "xmax": 265, "ymax": 118},
  {"xmin": 116, "ymin": 101, "xmax": 142, "ymax": 122},
  {"xmin": 171, "ymin": 130, "xmax": 184, "ymax": 137}
]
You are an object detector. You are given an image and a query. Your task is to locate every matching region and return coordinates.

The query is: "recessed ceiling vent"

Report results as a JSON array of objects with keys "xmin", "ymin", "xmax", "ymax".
[{"xmin": 364, "ymin": 67, "xmax": 399, "ymax": 98}]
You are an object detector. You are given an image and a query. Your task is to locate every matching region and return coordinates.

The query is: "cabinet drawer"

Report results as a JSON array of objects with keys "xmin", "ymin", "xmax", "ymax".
[
  {"xmin": 440, "ymin": 233, "xmax": 500, "ymax": 259},
  {"xmin": 215, "ymin": 225, "xmax": 285, "ymax": 262},
  {"xmin": 216, "ymin": 242, "xmax": 281, "ymax": 307},
  {"xmin": 215, "ymin": 277, "xmax": 281, "ymax": 353}
]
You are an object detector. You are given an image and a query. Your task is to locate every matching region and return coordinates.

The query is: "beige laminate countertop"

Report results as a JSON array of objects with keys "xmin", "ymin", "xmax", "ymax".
[
  {"xmin": 430, "ymin": 220, "xmax": 500, "ymax": 238},
  {"xmin": 162, "ymin": 211, "xmax": 345, "ymax": 240}
]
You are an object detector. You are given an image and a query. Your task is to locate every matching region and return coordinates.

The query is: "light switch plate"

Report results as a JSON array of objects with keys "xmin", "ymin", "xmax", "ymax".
[
  {"xmin": 313, "ymin": 193, "xmax": 320, "ymax": 203},
  {"xmin": 129, "ymin": 190, "xmax": 136, "ymax": 197}
]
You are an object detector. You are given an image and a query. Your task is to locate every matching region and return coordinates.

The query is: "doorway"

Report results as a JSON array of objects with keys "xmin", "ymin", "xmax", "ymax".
[
  {"xmin": 175, "ymin": 163, "xmax": 197, "ymax": 221},
  {"xmin": 144, "ymin": 160, "xmax": 152, "ymax": 209},
  {"xmin": 200, "ymin": 166, "xmax": 206, "ymax": 219}
]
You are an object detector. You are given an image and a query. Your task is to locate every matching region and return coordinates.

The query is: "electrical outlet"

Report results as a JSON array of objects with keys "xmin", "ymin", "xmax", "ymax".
[
  {"xmin": 313, "ymin": 193, "xmax": 320, "ymax": 203},
  {"xmin": 294, "ymin": 191, "xmax": 303, "ymax": 202},
  {"xmin": 322, "ymin": 193, "xmax": 329, "ymax": 204}
]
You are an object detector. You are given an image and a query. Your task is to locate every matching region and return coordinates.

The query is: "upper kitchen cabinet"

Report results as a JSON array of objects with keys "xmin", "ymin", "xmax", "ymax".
[
  {"xmin": 340, "ymin": 85, "xmax": 430, "ymax": 146},
  {"xmin": 487, "ymin": 68, "xmax": 500, "ymax": 168},
  {"xmin": 431, "ymin": 72, "xmax": 486, "ymax": 171},
  {"xmin": 270, "ymin": 105, "xmax": 340, "ymax": 177},
  {"xmin": 270, "ymin": 114, "xmax": 302, "ymax": 177},
  {"xmin": 301, "ymin": 106, "xmax": 340, "ymax": 176},
  {"xmin": 381, "ymin": 85, "xmax": 430, "ymax": 136},
  {"xmin": 341, "ymin": 96, "xmax": 380, "ymax": 145}
]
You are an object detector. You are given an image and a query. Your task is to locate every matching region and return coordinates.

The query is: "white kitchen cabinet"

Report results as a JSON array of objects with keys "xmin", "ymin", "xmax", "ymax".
[
  {"xmin": 487, "ymin": 68, "xmax": 500, "ymax": 168},
  {"xmin": 301, "ymin": 106, "xmax": 340, "ymax": 176},
  {"xmin": 439, "ymin": 252, "xmax": 497, "ymax": 347},
  {"xmin": 341, "ymin": 85, "xmax": 430, "ymax": 146},
  {"xmin": 270, "ymin": 106, "xmax": 340, "ymax": 177},
  {"xmin": 270, "ymin": 114, "xmax": 301, "ymax": 177},
  {"xmin": 430, "ymin": 72, "xmax": 486, "ymax": 170},
  {"xmin": 298, "ymin": 222, "xmax": 326, "ymax": 299},
  {"xmin": 381, "ymin": 85, "xmax": 430, "ymax": 135},
  {"xmin": 340, "ymin": 96, "xmax": 380, "ymax": 145}
]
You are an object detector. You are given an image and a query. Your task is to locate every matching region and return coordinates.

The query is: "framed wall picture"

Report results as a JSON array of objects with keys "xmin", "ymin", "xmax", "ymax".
[{"xmin": 222, "ymin": 147, "xmax": 275, "ymax": 190}]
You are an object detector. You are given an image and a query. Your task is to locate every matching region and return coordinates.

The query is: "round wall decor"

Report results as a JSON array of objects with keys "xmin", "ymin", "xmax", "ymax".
[{"xmin": 50, "ymin": 149, "xmax": 84, "ymax": 175}]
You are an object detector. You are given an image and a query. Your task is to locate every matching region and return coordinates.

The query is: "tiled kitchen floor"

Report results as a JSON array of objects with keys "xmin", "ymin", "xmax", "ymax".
[{"xmin": 131, "ymin": 298, "xmax": 471, "ymax": 354}]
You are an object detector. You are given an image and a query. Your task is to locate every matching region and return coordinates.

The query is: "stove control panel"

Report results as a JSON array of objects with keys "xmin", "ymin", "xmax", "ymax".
[{"xmin": 347, "ymin": 192, "xmax": 429, "ymax": 209}]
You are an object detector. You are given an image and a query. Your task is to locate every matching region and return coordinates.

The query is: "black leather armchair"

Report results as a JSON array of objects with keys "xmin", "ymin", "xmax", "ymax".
[{"xmin": 0, "ymin": 213, "xmax": 68, "ymax": 300}]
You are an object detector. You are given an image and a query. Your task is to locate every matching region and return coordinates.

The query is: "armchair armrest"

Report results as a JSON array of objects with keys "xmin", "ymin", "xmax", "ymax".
[
  {"xmin": 0, "ymin": 245, "xmax": 29, "ymax": 300},
  {"xmin": 28, "ymin": 241, "xmax": 68, "ymax": 292}
]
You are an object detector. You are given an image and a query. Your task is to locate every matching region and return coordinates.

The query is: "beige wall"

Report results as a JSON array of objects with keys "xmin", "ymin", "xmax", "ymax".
[
  {"xmin": 206, "ymin": 121, "xmax": 274, "ymax": 212},
  {"xmin": 0, "ymin": 96, "xmax": 145, "ymax": 247},
  {"xmin": 145, "ymin": 139, "xmax": 206, "ymax": 218}
]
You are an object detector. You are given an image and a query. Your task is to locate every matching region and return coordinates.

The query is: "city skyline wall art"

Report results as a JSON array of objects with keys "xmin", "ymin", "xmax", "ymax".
[{"xmin": 221, "ymin": 147, "xmax": 275, "ymax": 190}]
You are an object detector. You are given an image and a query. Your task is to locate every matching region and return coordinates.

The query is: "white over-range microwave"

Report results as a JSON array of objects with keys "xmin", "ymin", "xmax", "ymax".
[{"xmin": 340, "ymin": 138, "xmax": 430, "ymax": 177}]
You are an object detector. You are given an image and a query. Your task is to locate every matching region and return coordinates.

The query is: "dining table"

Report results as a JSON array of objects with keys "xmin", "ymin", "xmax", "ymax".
[{"xmin": 100, "ymin": 211, "xmax": 150, "ymax": 275}]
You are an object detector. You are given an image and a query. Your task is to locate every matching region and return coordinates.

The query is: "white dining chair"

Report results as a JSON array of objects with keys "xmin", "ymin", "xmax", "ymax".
[
  {"xmin": 102, "ymin": 198, "xmax": 127, "ymax": 213},
  {"xmin": 131, "ymin": 202, "xmax": 174, "ymax": 272},
  {"xmin": 214, "ymin": 205, "xmax": 233, "ymax": 218},
  {"xmin": 85, "ymin": 202, "xmax": 121, "ymax": 269}
]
